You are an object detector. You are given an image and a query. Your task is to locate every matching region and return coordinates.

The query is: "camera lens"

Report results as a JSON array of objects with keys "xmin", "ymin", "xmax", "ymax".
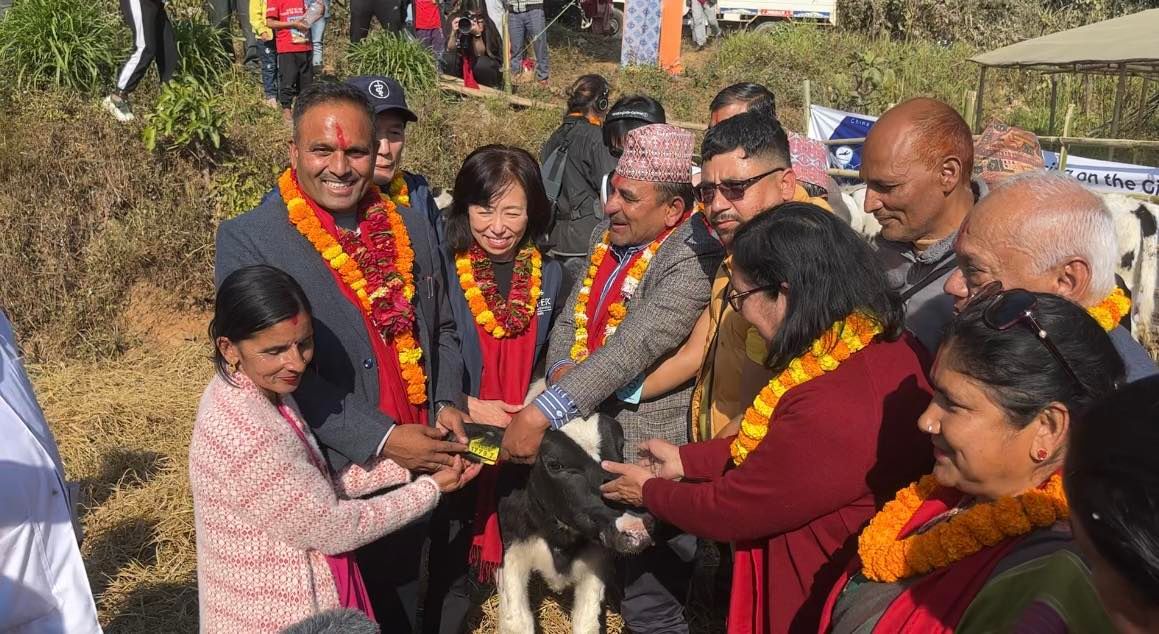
[{"xmin": 457, "ymin": 16, "xmax": 472, "ymax": 30}]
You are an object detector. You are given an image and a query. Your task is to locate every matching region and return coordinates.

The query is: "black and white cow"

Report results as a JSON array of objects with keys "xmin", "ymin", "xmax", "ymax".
[{"xmin": 487, "ymin": 414, "xmax": 653, "ymax": 634}]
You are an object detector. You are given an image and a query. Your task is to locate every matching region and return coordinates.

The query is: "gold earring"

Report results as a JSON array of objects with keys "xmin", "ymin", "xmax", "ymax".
[{"xmin": 229, "ymin": 360, "xmax": 240, "ymax": 374}]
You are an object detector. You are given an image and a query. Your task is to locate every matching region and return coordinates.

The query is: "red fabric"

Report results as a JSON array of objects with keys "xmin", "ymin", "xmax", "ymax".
[
  {"xmin": 468, "ymin": 317, "xmax": 539, "ymax": 580},
  {"xmin": 413, "ymin": 0, "xmax": 441, "ymax": 29},
  {"xmin": 277, "ymin": 404, "xmax": 376, "ymax": 622},
  {"xmin": 267, "ymin": 0, "xmax": 312, "ymax": 53},
  {"xmin": 641, "ymin": 335, "xmax": 934, "ymax": 634},
  {"xmin": 462, "ymin": 58, "xmax": 479, "ymax": 89},
  {"xmin": 295, "ymin": 173, "xmax": 427, "ymax": 426}
]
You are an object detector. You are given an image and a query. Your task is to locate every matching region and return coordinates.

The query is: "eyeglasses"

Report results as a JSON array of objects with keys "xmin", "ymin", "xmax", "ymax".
[
  {"xmin": 726, "ymin": 282, "xmax": 778, "ymax": 312},
  {"xmin": 971, "ymin": 282, "xmax": 1085, "ymax": 391},
  {"xmin": 692, "ymin": 167, "xmax": 786, "ymax": 205}
]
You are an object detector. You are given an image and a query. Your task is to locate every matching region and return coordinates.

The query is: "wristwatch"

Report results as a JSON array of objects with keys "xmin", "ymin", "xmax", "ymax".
[{"xmin": 433, "ymin": 400, "xmax": 455, "ymax": 420}]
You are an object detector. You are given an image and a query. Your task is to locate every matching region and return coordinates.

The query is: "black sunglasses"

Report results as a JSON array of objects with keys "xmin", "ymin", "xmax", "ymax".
[
  {"xmin": 726, "ymin": 282, "xmax": 778, "ymax": 312},
  {"xmin": 970, "ymin": 282, "xmax": 1085, "ymax": 391},
  {"xmin": 693, "ymin": 167, "xmax": 786, "ymax": 205}
]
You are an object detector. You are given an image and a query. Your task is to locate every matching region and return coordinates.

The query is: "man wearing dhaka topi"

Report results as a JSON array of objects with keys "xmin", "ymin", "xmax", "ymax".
[
  {"xmin": 214, "ymin": 81, "xmax": 469, "ymax": 630},
  {"xmin": 502, "ymin": 123, "xmax": 725, "ymax": 633}
]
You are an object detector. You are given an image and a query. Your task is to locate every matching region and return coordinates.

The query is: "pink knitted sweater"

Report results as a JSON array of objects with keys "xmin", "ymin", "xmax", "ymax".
[{"xmin": 189, "ymin": 373, "xmax": 440, "ymax": 633}]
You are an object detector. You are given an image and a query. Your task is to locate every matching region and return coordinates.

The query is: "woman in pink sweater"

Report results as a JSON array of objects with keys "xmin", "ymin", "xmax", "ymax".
[{"xmin": 190, "ymin": 265, "xmax": 480, "ymax": 633}]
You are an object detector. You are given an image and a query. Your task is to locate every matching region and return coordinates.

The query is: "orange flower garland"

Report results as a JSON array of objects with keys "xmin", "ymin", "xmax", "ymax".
[
  {"xmin": 570, "ymin": 230, "xmax": 668, "ymax": 362},
  {"xmin": 857, "ymin": 473, "xmax": 1069, "ymax": 583},
  {"xmin": 387, "ymin": 172, "xmax": 410, "ymax": 208},
  {"xmin": 455, "ymin": 244, "xmax": 543, "ymax": 339},
  {"xmin": 279, "ymin": 168, "xmax": 427, "ymax": 405},
  {"xmin": 1088, "ymin": 287, "xmax": 1131, "ymax": 332},
  {"xmin": 731, "ymin": 312, "xmax": 883, "ymax": 465}
]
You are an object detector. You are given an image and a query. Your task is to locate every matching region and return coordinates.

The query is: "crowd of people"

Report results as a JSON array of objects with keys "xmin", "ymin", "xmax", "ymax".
[{"xmin": 8, "ymin": 64, "xmax": 1159, "ymax": 634}]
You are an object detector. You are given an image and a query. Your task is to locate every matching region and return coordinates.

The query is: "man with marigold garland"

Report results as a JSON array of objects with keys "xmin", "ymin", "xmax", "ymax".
[
  {"xmin": 502, "ymin": 123, "xmax": 725, "ymax": 633},
  {"xmin": 214, "ymin": 81, "xmax": 471, "ymax": 631},
  {"xmin": 943, "ymin": 171, "xmax": 1157, "ymax": 382}
]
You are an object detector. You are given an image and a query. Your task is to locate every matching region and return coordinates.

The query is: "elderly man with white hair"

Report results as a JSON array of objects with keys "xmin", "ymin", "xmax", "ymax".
[{"xmin": 944, "ymin": 171, "xmax": 1158, "ymax": 382}]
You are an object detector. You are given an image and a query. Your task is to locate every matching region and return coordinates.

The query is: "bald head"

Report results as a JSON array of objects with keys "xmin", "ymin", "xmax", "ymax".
[
  {"xmin": 945, "ymin": 172, "xmax": 1118, "ymax": 311},
  {"xmin": 860, "ymin": 98, "xmax": 975, "ymax": 244}
]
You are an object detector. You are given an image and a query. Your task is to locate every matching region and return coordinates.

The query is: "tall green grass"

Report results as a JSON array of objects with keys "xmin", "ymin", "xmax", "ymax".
[
  {"xmin": 0, "ymin": 0, "xmax": 126, "ymax": 94},
  {"xmin": 344, "ymin": 31, "xmax": 439, "ymax": 94}
]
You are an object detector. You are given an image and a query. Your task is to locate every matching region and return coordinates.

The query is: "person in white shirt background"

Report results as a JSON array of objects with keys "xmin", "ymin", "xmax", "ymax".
[{"xmin": 0, "ymin": 310, "xmax": 102, "ymax": 633}]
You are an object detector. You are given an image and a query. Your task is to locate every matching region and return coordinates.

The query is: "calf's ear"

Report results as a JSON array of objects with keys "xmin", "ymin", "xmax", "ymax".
[{"xmin": 596, "ymin": 414, "xmax": 626, "ymax": 463}]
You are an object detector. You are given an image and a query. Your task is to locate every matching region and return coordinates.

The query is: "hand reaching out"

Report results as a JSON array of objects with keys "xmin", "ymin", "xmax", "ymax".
[
  {"xmin": 636, "ymin": 439, "xmax": 684, "ymax": 480},
  {"xmin": 431, "ymin": 455, "xmax": 482, "ymax": 493}
]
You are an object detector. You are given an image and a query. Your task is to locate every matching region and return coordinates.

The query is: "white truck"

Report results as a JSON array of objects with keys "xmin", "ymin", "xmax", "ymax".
[{"xmin": 584, "ymin": 0, "xmax": 836, "ymax": 37}]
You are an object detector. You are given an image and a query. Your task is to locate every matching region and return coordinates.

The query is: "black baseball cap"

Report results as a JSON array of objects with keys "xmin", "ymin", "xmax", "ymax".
[{"xmin": 346, "ymin": 75, "xmax": 418, "ymax": 123}]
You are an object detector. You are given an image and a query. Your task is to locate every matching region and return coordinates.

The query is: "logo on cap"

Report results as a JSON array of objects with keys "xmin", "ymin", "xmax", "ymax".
[{"xmin": 368, "ymin": 80, "xmax": 390, "ymax": 100}]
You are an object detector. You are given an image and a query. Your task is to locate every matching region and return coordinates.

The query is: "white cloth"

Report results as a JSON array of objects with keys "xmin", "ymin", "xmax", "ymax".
[{"xmin": 0, "ymin": 311, "xmax": 102, "ymax": 633}]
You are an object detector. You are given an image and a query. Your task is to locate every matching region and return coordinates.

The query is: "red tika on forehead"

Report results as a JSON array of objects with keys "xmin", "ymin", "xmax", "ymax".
[{"xmin": 335, "ymin": 123, "xmax": 348, "ymax": 150}]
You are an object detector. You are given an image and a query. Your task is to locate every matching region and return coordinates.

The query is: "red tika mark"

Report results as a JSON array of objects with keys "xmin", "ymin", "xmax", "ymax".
[{"xmin": 335, "ymin": 123, "xmax": 348, "ymax": 150}]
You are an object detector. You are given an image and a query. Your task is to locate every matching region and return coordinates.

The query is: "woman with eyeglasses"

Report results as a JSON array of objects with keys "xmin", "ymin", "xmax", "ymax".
[
  {"xmin": 600, "ymin": 203, "xmax": 935, "ymax": 633},
  {"xmin": 440, "ymin": 0, "xmax": 503, "ymax": 88},
  {"xmin": 813, "ymin": 289, "xmax": 1124, "ymax": 633}
]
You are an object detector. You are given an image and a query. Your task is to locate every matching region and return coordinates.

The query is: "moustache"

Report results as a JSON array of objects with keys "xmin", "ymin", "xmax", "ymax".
[{"xmin": 710, "ymin": 212, "xmax": 742, "ymax": 227}]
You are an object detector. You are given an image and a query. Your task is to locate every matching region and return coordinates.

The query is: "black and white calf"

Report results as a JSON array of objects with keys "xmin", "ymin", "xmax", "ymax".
[{"xmin": 494, "ymin": 414, "xmax": 653, "ymax": 634}]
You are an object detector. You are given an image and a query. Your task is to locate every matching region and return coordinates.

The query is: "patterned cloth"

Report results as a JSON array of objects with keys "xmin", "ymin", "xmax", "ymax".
[
  {"xmin": 622, "ymin": 0, "xmax": 661, "ymax": 66},
  {"xmin": 972, "ymin": 122, "xmax": 1045, "ymax": 185},
  {"xmin": 788, "ymin": 131, "xmax": 830, "ymax": 190},
  {"xmin": 617, "ymin": 123, "xmax": 694, "ymax": 183}
]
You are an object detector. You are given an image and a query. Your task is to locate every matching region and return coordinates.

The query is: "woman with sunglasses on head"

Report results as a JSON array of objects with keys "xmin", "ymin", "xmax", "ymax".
[
  {"xmin": 814, "ymin": 287, "xmax": 1124, "ymax": 633},
  {"xmin": 601, "ymin": 203, "xmax": 935, "ymax": 633},
  {"xmin": 190, "ymin": 265, "xmax": 481, "ymax": 632}
]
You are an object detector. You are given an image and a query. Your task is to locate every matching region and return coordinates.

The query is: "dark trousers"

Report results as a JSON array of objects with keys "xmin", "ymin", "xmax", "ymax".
[
  {"xmin": 277, "ymin": 51, "xmax": 313, "ymax": 108},
  {"xmin": 619, "ymin": 530, "xmax": 696, "ymax": 633},
  {"xmin": 115, "ymin": 0, "xmax": 178, "ymax": 94},
  {"xmin": 440, "ymin": 51, "xmax": 502, "ymax": 88},
  {"xmin": 358, "ymin": 518, "xmax": 428, "ymax": 631},
  {"xmin": 259, "ymin": 39, "xmax": 278, "ymax": 99},
  {"xmin": 350, "ymin": 0, "xmax": 404, "ymax": 42},
  {"xmin": 207, "ymin": 0, "xmax": 260, "ymax": 65}
]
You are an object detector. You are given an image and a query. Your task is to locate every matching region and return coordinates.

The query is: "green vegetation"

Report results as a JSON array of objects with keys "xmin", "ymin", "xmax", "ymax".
[
  {"xmin": 143, "ymin": 76, "xmax": 227, "ymax": 156},
  {"xmin": 344, "ymin": 31, "xmax": 440, "ymax": 93},
  {"xmin": 0, "ymin": 0, "xmax": 126, "ymax": 93}
]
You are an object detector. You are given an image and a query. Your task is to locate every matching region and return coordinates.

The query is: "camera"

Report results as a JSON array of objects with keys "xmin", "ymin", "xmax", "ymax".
[{"xmin": 456, "ymin": 16, "xmax": 472, "ymax": 31}]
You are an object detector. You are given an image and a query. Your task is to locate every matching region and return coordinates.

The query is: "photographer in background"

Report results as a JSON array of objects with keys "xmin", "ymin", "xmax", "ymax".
[
  {"xmin": 441, "ymin": 0, "xmax": 502, "ymax": 88},
  {"xmin": 539, "ymin": 74, "xmax": 617, "ymax": 278}
]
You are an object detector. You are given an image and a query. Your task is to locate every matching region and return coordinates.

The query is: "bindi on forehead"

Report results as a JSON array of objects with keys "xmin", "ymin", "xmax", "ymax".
[
  {"xmin": 288, "ymin": 313, "xmax": 301, "ymax": 325},
  {"xmin": 335, "ymin": 123, "xmax": 348, "ymax": 150}
]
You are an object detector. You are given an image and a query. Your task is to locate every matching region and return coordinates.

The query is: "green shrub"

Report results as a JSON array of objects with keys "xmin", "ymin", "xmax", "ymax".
[
  {"xmin": 0, "ymin": 0, "xmax": 126, "ymax": 94},
  {"xmin": 172, "ymin": 18, "xmax": 231, "ymax": 83},
  {"xmin": 344, "ymin": 31, "xmax": 439, "ymax": 94},
  {"xmin": 143, "ymin": 76, "xmax": 227, "ymax": 157}
]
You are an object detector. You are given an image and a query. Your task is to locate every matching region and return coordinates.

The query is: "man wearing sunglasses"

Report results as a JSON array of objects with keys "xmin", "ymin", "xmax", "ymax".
[
  {"xmin": 861, "ymin": 97, "xmax": 976, "ymax": 355},
  {"xmin": 503, "ymin": 123, "xmax": 724, "ymax": 633},
  {"xmin": 945, "ymin": 171, "xmax": 1157, "ymax": 382}
]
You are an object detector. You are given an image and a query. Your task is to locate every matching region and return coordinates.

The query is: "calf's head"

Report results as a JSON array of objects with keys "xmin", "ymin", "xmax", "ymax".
[{"xmin": 527, "ymin": 414, "xmax": 654, "ymax": 555}]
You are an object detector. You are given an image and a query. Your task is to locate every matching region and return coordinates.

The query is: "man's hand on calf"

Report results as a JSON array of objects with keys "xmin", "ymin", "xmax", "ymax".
[
  {"xmin": 499, "ymin": 405, "xmax": 550, "ymax": 464},
  {"xmin": 382, "ymin": 424, "xmax": 467, "ymax": 473}
]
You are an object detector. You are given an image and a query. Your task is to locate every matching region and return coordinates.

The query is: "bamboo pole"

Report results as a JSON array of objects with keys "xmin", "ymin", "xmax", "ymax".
[
  {"xmin": 1058, "ymin": 103, "xmax": 1075, "ymax": 172},
  {"xmin": 502, "ymin": 11, "xmax": 512, "ymax": 95},
  {"xmin": 973, "ymin": 66, "xmax": 987, "ymax": 133},
  {"xmin": 1048, "ymin": 76, "xmax": 1058, "ymax": 135},
  {"xmin": 1038, "ymin": 136, "xmax": 1159, "ymax": 150},
  {"xmin": 802, "ymin": 80, "xmax": 812, "ymax": 136},
  {"xmin": 1110, "ymin": 63, "xmax": 1128, "ymax": 160},
  {"xmin": 964, "ymin": 90, "xmax": 976, "ymax": 130}
]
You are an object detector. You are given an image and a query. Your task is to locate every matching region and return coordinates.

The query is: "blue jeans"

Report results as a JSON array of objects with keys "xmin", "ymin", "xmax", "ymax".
[
  {"xmin": 310, "ymin": 16, "xmax": 326, "ymax": 67},
  {"xmin": 259, "ymin": 38, "xmax": 277, "ymax": 98},
  {"xmin": 508, "ymin": 6, "xmax": 549, "ymax": 80}
]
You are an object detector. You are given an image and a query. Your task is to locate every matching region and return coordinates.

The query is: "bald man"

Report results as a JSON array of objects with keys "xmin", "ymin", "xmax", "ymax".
[
  {"xmin": 861, "ymin": 97, "xmax": 976, "ymax": 353},
  {"xmin": 945, "ymin": 172, "xmax": 1157, "ymax": 382}
]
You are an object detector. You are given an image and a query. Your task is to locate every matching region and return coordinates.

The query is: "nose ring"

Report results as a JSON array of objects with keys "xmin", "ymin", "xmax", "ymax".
[{"xmin": 926, "ymin": 424, "xmax": 933, "ymax": 433}]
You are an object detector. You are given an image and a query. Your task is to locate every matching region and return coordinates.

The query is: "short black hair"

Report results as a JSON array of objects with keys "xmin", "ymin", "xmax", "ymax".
[
  {"xmin": 210, "ymin": 265, "xmax": 312, "ymax": 384},
  {"xmin": 603, "ymin": 95, "xmax": 666, "ymax": 153},
  {"xmin": 653, "ymin": 181, "xmax": 694, "ymax": 212},
  {"xmin": 446, "ymin": 144, "xmax": 552, "ymax": 253},
  {"xmin": 292, "ymin": 81, "xmax": 374, "ymax": 142},
  {"xmin": 1067, "ymin": 374, "xmax": 1159, "ymax": 606},
  {"xmin": 567, "ymin": 74, "xmax": 611, "ymax": 114},
  {"xmin": 701, "ymin": 111, "xmax": 791, "ymax": 166},
  {"xmin": 942, "ymin": 292, "xmax": 1123, "ymax": 429},
  {"xmin": 710, "ymin": 82, "xmax": 777, "ymax": 120},
  {"xmin": 730, "ymin": 202, "xmax": 905, "ymax": 373}
]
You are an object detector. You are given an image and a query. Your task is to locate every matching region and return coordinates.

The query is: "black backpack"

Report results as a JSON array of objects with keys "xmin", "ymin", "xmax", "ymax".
[{"xmin": 542, "ymin": 121, "xmax": 580, "ymax": 211}]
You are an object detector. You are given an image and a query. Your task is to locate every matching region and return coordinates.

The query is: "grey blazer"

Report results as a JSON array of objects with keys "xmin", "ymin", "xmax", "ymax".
[
  {"xmin": 546, "ymin": 215, "xmax": 725, "ymax": 454},
  {"xmin": 214, "ymin": 193, "xmax": 465, "ymax": 470}
]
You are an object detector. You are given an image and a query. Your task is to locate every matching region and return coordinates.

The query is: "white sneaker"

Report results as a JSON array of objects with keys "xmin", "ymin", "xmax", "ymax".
[{"xmin": 103, "ymin": 95, "xmax": 134, "ymax": 122}]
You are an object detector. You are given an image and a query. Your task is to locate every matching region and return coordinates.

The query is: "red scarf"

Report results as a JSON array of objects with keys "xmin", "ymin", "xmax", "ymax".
[
  {"xmin": 468, "ymin": 317, "xmax": 539, "ymax": 580},
  {"xmin": 816, "ymin": 487, "xmax": 1024, "ymax": 634},
  {"xmin": 304, "ymin": 193, "xmax": 427, "ymax": 426},
  {"xmin": 462, "ymin": 57, "xmax": 479, "ymax": 89},
  {"xmin": 728, "ymin": 542, "xmax": 768, "ymax": 634}
]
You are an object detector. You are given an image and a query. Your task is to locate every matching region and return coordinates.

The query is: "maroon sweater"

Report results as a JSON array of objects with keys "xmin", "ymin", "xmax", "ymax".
[{"xmin": 642, "ymin": 335, "xmax": 933, "ymax": 634}]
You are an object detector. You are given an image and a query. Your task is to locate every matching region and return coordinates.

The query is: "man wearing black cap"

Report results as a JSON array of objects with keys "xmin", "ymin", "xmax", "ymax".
[{"xmin": 347, "ymin": 75, "xmax": 444, "ymax": 229}]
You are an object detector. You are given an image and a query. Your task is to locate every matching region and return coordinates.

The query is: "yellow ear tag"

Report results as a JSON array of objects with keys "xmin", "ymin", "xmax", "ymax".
[{"xmin": 468, "ymin": 437, "xmax": 500, "ymax": 466}]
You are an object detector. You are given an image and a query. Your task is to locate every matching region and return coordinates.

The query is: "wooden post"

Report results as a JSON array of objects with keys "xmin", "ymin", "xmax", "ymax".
[
  {"xmin": 973, "ymin": 66, "xmax": 987, "ymax": 133},
  {"xmin": 964, "ymin": 90, "xmax": 976, "ymax": 130},
  {"xmin": 1048, "ymin": 75, "xmax": 1059, "ymax": 135},
  {"xmin": 1059, "ymin": 103, "xmax": 1075, "ymax": 172},
  {"xmin": 502, "ymin": 11, "xmax": 512, "ymax": 94},
  {"xmin": 1110, "ymin": 63, "xmax": 1128, "ymax": 160},
  {"xmin": 802, "ymin": 79, "xmax": 812, "ymax": 136}
]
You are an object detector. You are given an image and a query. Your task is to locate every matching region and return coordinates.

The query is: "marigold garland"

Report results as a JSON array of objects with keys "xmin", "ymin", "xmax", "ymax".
[
  {"xmin": 455, "ymin": 243, "xmax": 542, "ymax": 339},
  {"xmin": 570, "ymin": 230, "xmax": 668, "ymax": 362},
  {"xmin": 857, "ymin": 473, "xmax": 1068, "ymax": 583},
  {"xmin": 730, "ymin": 312, "xmax": 883, "ymax": 465},
  {"xmin": 279, "ymin": 168, "xmax": 427, "ymax": 405},
  {"xmin": 1087, "ymin": 287, "xmax": 1131, "ymax": 332},
  {"xmin": 387, "ymin": 172, "xmax": 410, "ymax": 208}
]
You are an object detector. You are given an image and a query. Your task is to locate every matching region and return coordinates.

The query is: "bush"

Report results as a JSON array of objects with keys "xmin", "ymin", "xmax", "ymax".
[
  {"xmin": 172, "ymin": 18, "xmax": 231, "ymax": 83},
  {"xmin": 0, "ymin": 0, "xmax": 126, "ymax": 94},
  {"xmin": 344, "ymin": 31, "xmax": 439, "ymax": 94},
  {"xmin": 143, "ymin": 76, "xmax": 227, "ymax": 157}
]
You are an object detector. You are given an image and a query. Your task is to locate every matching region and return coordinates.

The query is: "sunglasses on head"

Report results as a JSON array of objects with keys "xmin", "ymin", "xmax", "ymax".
[
  {"xmin": 969, "ymin": 282, "xmax": 1085, "ymax": 391},
  {"xmin": 692, "ymin": 167, "xmax": 785, "ymax": 205}
]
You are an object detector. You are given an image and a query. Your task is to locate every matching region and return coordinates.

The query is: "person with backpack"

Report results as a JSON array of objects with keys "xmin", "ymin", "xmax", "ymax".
[{"xmin": 539, "ymin": 74, "xmax": 617, "ymax": 280}]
